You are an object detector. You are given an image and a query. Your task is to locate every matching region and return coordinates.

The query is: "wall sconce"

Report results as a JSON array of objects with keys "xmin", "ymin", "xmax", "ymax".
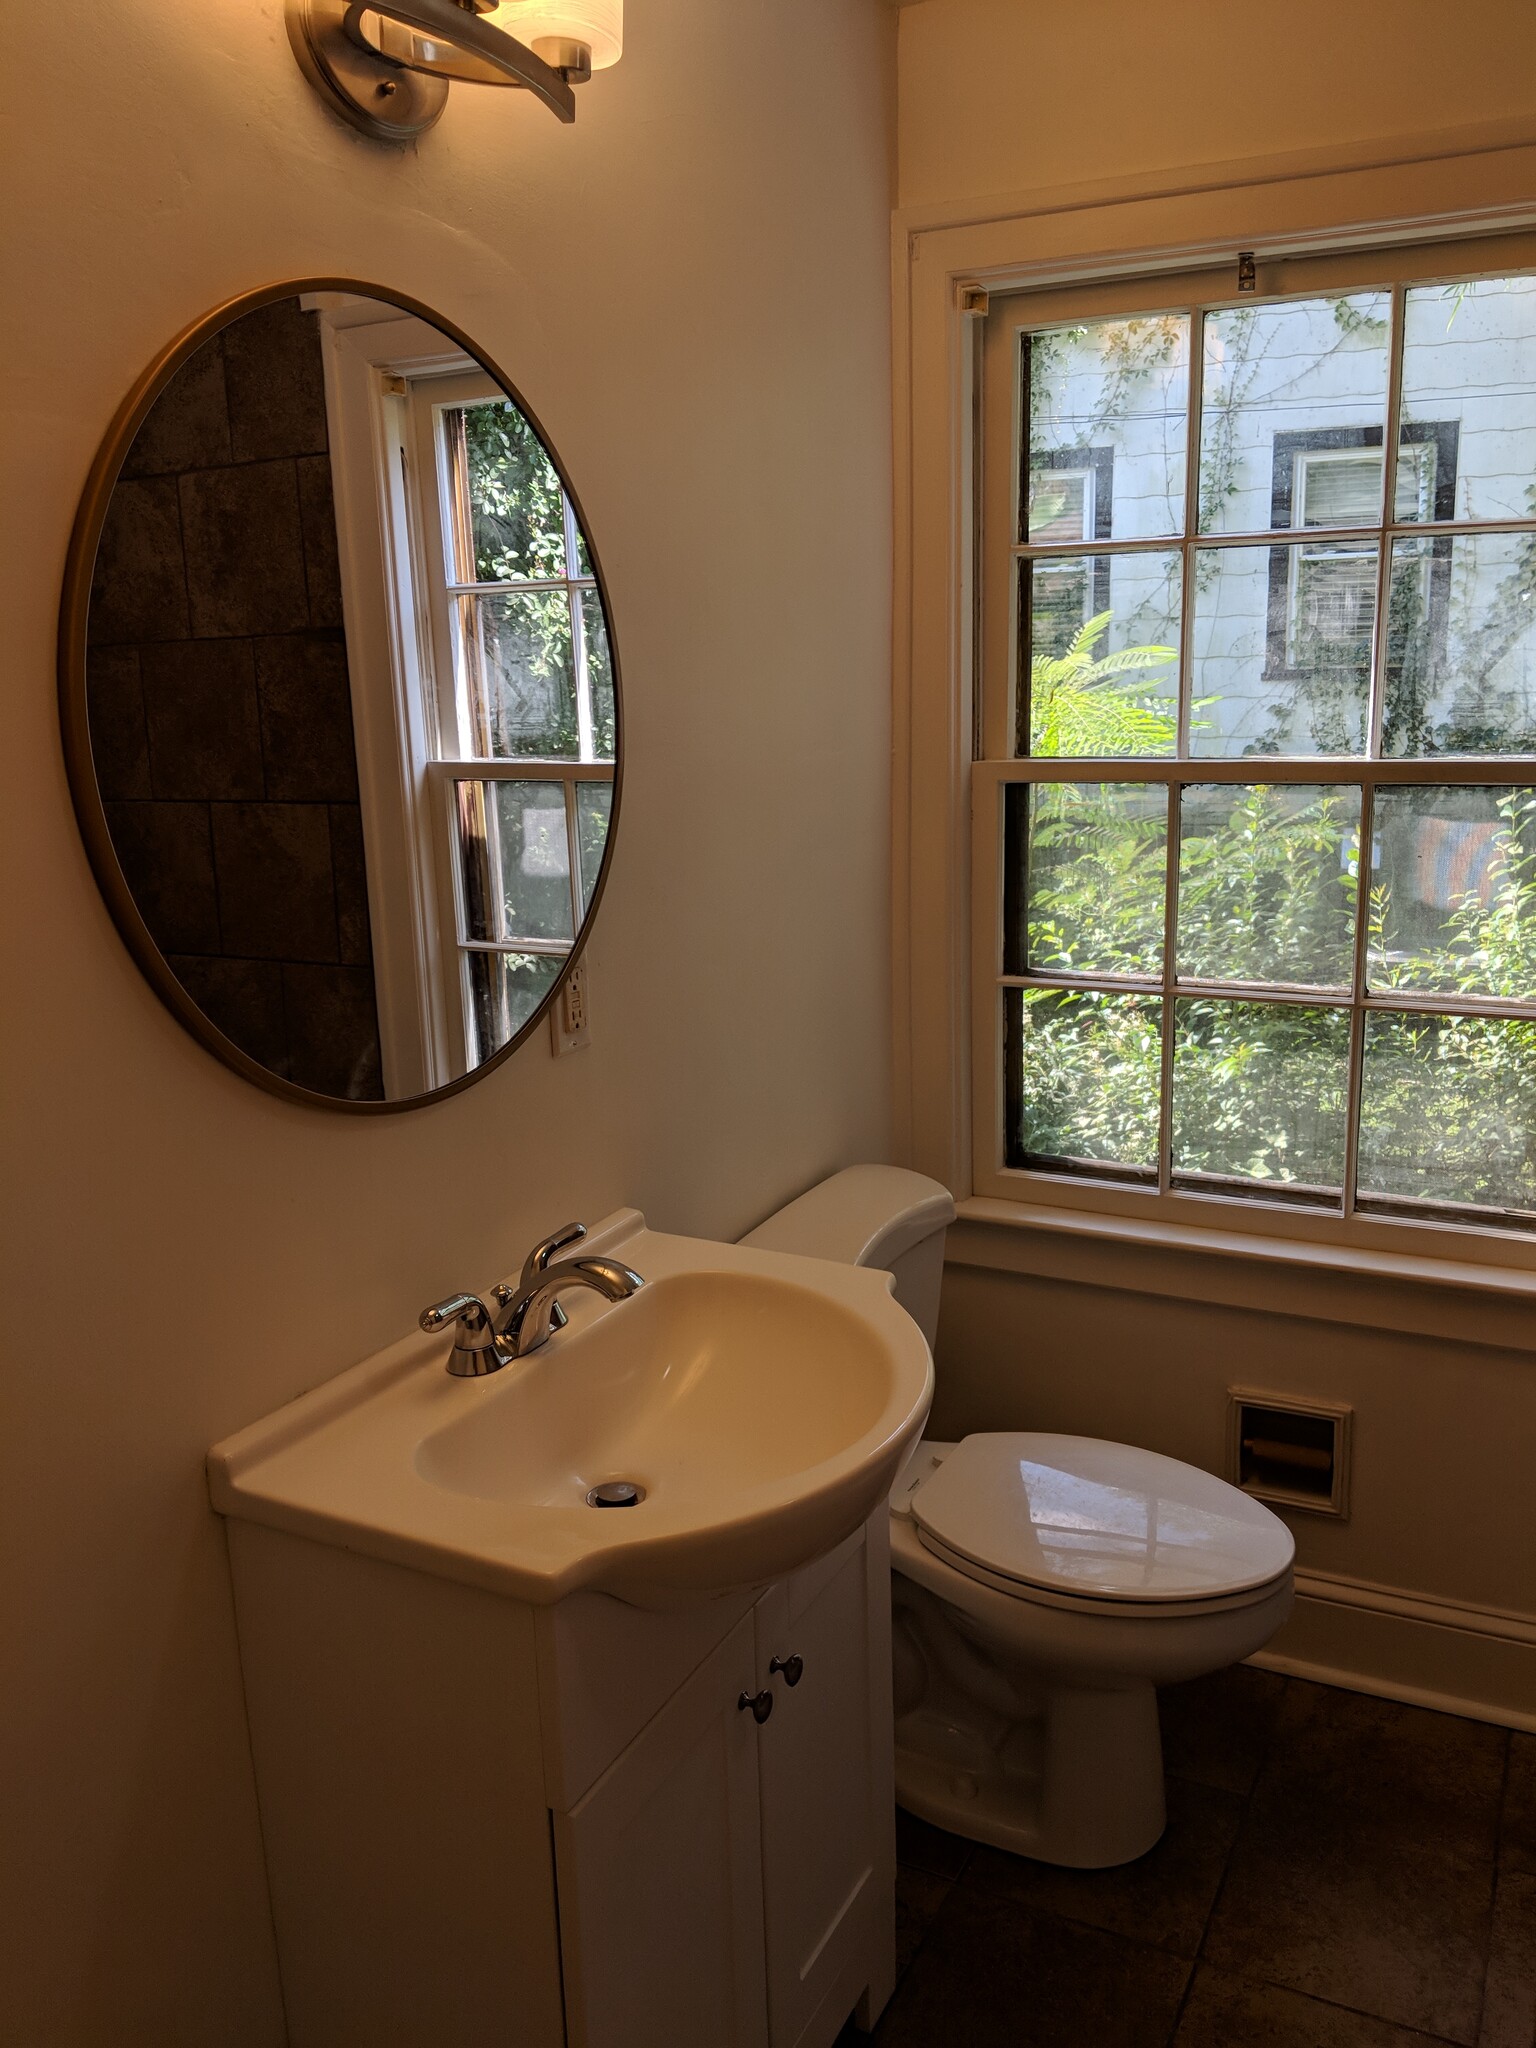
[{"xmin": 288, "ymin": 0, "xmax": 622, "ymax": 141}]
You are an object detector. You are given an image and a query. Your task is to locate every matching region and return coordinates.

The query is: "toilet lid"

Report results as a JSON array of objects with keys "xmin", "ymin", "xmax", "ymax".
[{"xmin": 909, "ymin": 1434, "xmax": 1294, "ymax": 1604}]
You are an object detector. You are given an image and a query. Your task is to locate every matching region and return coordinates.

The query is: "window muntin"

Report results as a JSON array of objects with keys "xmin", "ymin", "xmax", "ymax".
[{"xmin": 987, "ymin": 266, "xmax": 1536, "ymax": 1235}]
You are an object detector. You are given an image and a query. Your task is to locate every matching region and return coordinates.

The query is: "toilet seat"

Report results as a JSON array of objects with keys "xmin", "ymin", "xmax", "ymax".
[{"xmin": 902, "ymin": 1434, "xmax": 1294, "ymax": 1616}]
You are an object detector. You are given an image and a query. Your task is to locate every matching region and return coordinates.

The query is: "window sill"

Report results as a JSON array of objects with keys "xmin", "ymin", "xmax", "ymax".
[{"xmin": 949, "ymin": 1196, "xmax": 1536, "ymax": 1350}]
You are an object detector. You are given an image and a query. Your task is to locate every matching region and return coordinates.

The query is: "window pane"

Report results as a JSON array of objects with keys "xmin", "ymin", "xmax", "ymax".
[
  {"xmin": 1368, "ymin": 785, "xmax": 1536, "ymax": 997},
  {"xmin": 1382, "ymin": 529, "xmax": 1536, "ymax": 756},
  {"xmin": 580, "ymin": 588, "xmax": 616, "ymax": 760},
  {"xmin": 450, "ymin": 400, "xmax": 569, "ymax": 584},
  {"xmin": 1178, "ymin": 784, "xmax": 1360, "ymax": 987},
  {"xmin": 1359, "ymin": 1011, "xmax": 1536, "ymax": 1218},
  {"xmin": 576, "ymin": 780, "xmax": 612, "ymax": 913},
  {"xmin": 1006, "ymin": 782, "xmax": 1167, "ymax": 979},
  {"xmin": 1025, "ymin": 316, "xmax": 1189, "ymax": 541},
  {"xmin": 1023, "ymin": 550, "xmax": 1181, "ymax": 757},
  {"xmin": 1007, "ymin": 988, "xmax": 1162, "ymax": 1179},
  {"xmin": 466, "ymin": 949, "xmax": 562, "ymax": 1063},
  {"xmin": 1399, "ymin": 276, "xmax": 1536, "ymax": 526},
  {"xmin": 459, "ymin": 589, "xmax": 578, "ymax": 759},
  {"xmin": 1190, "ymin": 539, "xmax": 1376, "ymax": 755},
  {"xmin": 1199, "ymin": 295, "xmax": 1391, "ymax": 534},
  {"xmin": 456, "ymin": 778, "xmax": 573, "ymax": 945},
  {"xmin": 1172, "ymin": 999, "xmax": 1350, "ymax": 1199}
]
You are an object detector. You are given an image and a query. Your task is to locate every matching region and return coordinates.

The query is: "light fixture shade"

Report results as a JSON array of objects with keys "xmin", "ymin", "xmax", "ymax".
[{"xmin": 488, "ymin": 0, "xmax": 622, "ymax": 69}]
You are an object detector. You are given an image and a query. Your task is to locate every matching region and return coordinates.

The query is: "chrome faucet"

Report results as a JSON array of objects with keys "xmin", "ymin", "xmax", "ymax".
[
  {"xmin": 498, "ymin": 1255, "xmax": 644, "ymax": 1358},
  {"xmin": 419, "ymin": 1223, "xmax": 644, "ymax": 1377}
]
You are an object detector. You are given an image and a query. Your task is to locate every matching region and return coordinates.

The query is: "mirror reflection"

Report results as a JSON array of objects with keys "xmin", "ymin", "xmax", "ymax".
[{"xmin": 82, "ymin": 290, "xmax": 617, "ymax": 1103}]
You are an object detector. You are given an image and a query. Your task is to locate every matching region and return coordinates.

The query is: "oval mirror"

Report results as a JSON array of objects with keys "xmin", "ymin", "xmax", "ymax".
[{"xmin": 60, "ymin": 282, "xmax": 620, "ymax": 1109}]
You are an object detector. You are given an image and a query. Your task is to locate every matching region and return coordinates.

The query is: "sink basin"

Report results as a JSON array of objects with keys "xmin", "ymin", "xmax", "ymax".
[{"xmin": 208, "ymin": 1210, "xmax": 933, "ymax": 1606}]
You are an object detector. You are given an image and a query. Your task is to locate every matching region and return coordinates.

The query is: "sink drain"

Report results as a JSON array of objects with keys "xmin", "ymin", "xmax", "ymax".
[{"xmin": 586, "ymin": 1481, "xmax": 646, "ymax": 1508}]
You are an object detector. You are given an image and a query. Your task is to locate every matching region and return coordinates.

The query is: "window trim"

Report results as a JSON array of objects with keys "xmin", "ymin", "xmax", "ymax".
[{"xmin": 894, "ymin": 141, "xmax": 1536, "ymax": 1284}]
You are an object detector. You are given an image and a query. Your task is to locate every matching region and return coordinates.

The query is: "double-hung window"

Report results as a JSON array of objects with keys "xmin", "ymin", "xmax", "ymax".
[{"xmin": 975, "ymin": 256, "xmax": 1536, "ymax": 1235}]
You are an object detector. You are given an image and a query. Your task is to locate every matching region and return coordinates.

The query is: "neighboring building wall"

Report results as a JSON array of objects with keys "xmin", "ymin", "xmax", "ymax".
[{"xmin": 86, "ymin": 296, "xmax": 384, "ymax": 1099}]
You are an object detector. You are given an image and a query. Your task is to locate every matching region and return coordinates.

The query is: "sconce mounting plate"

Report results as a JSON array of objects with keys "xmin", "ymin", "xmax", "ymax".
[{"xmin": 288, "ymin": 0, "xmax": 449, "ymax": 140}]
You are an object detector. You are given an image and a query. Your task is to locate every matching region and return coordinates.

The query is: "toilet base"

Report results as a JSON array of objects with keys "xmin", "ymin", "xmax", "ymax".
[{"xmin": 894, "ymin": 1677, "xmax": 1166, "ymax": 1868}]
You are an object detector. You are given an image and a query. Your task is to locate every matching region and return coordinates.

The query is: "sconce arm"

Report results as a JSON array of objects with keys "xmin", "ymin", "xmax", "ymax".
[{"xmin": 345, "ymin": 0, "xmax": 577, "ymax": 120}]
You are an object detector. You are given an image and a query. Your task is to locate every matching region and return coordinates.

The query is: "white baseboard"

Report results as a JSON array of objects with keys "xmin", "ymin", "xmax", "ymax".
[{"xmin": 1248, "ymin": 1568, "xmax": 1536, "ymax": 1732}]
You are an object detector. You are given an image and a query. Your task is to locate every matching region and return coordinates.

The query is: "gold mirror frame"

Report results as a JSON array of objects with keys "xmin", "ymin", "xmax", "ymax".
[{"xmin": 58, "ymin": 278, "xmax": 623, "ymax": 1113}]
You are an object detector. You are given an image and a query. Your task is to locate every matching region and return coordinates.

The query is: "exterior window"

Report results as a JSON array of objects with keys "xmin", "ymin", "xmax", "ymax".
[
  {"xmin": 979, "ymin": 271, "xmax": 1536, "ymax": 1232},
  {"xmin": 420, "ymin": 392, "xmax": 615, "ymax": 1066}
]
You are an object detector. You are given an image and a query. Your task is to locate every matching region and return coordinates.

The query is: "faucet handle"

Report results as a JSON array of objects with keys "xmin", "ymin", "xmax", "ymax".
[
  {"xmin": 519, "ymin": 1221, "xmax": 587, "ymax": 1291},
  {"xmin": 419, "ymin": 1293, "xmax": 507, "ymax": 1377}
]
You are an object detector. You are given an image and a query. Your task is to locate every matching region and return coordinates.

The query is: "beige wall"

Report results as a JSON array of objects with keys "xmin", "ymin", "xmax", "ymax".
[
  {"xmin": 897, "ymin": 0, "xmax": 1536, "ymax": 211},
  {"xmin": 0, "ymin": 4, "xmax": 895, "ymax": 2038}
]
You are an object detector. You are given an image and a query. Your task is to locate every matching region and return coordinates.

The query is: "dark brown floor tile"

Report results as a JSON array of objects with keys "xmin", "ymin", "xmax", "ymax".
[
  {"xmin": 1204, "ymin": 1805, "xmax": 1495, "ymax": 2042},
  {"xmin": 141, "ymin": 639, "xmax": 264, "ymax": 801},
  {"xmin": 1502, "ymin": 1735, "xmax": 1536, "ymax": 1878},
  {"xmin": 211, "ymin": 802, "xmax": 338, "ymax": 962},
  {"xmin": 122, "ymin": 332, "xmax": 231, "ymax": 478},
  {"xmin": 1478, "ymin": 1869, "xmax": 1536, "ymax": 2048},
  {"xmin": 895, "ymin": 1808, "xmax": 971, "ymax": 1880},
  {"xmin": 1262, "ymin": 1683, "xmax": 1507, "ymax": 1868},
  {"xmin": 894, "ymin": 1865, "xmax": 951, "ymax": 1983},
  {"xmin": 222, "ymin": 298, "xmax": 330, "ymax": 463},
  {"xmin": 105, "ymin": 800, "xmax": 220, "ymax": 954},
  {"xmin": 169, "ymin": 955, "xmax": 286, "ymax": 1073},
  {"xmin": 254, "ymin": 635, "xmax": 359, "ymax": 801},
  {"xmin": 1159, "ymin": 1662, "xmax": 1288, "ymax": 1795},
  {"xmin": 89, "ymin": 475, "xmax": 190, "ymax": 643},
  {"xmin": 964, "ymin": 1775, "xmax": 1244, "ymax": 1959},
  {"xmin": 1174, "ymin": 1966, "xmax": 1459, "ymax": 2046},
  {"xmin": 869, "ymin": 1887, "xmax": 1189, "ymax": 2047},
  {"xmin": 282, "ymin": 964, "xmax": 383, "ymax": 1100},
  {"xmin": 87, "ymin": 647, "xmax": 152, "ymax": 800},
  {"xmin": 180, "ymin": 461, "xmax": 310, "ymax": 638}
]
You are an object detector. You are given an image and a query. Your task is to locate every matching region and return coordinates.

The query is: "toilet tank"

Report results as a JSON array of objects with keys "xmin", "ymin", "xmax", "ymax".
[{"xmin": 739, "ymin": 1165, "xmax": 956, "ymax": 1349}]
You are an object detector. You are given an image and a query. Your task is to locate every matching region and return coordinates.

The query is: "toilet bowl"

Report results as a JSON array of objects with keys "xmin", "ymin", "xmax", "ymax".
[{"xmin": 741, "ymin": 1166, "xmax": 1295, "ymax": 1869}]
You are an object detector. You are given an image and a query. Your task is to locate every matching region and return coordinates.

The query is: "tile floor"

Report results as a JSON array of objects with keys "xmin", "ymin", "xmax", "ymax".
[{"xmin": 841, "ymin": 1670, "xmax": 1536, "ymax": 2048}]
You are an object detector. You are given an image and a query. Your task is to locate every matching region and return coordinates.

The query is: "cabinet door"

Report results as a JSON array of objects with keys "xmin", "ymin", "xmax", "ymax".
[
  {"xmin": 554, "ymin": 1612, "xmax": 769, "ymax": 2048},
  {"xmin": 755, "ymin": 1534, "xmax": 888, "ymax": 2048}
]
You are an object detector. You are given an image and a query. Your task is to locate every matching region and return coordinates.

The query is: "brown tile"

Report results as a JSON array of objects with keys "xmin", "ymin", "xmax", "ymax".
[
  {"xmin": 104, "ymin": 801, "xmax": 219, "ymax": 954},
  {"xmin": 254, "ymin": 635, "xmax": 359, "ymax": 800},
  {"xmin": 1212, "ymin": 1794, "xmax": 1499, "ymax": 2048},
  {"xmin": 870, "ymin": 1885, "xmax": 1189, "ymax": 2047},
  {"xmin": 211, "ymin": 803, "xmax": 337, "ymax": 962},
  {"xmin": 168, "ymin": 955, "xmax": 286, "ymax": 1073},
  {"xmin": 121, "ymin": 334, "xmax": 231, "ymax": 477},
  {"xmin": 1261, "ymin": 1682, "xmax": 1507, "ymax": 1868},
  {"xmin": 1502, "ymin": 1735, "xmax": 1536, "ymax": 1878},
  {"xmin": 1159, "ymin": 1662, "xmax": 1289, "ymax": 1796},
  {"xmin": 896, "ymin": 1808, "xmax": 972, "ymax": 1880},
  {"xmin": 894, "ymin": 1865, "xmax": 952, "ymax": 1984},
  {"xmin": 222, "ymin": 298, "xmax": 329, "ymax": 462},
  {"xmin": 1174, "ymin": 1967, "xmax": 1458, "ymax": 2046},
  {"xmin": 1478, "ymin": 1869, "xmax": 1536, "ymax": 2048},
  {"xmin": 86, "ymin": 647, "xmax": 152, "ymax": 800},
  {"xmin": 297, "ymin": 455, "xmax": 345, "ymax": 628},
  {"xmin": 179, "ymin": 462, "xmax": 309, "ymax": 638},
  {"xmin": 964, "ymin": 1775, "xmax": 1243, "ymax": 1959},
  {"xmin": 328, "ymin": 805, "xmax": 374, "ymax": 968},
  {"xmin": 281, "ymin": 964, "xmax": 383, "ymax": 1100},
  {"xmin": 141, "ymin": 640, "xmax": 263, "ymax": 800},
  {"xmin": 88, "ymin": 476, "xmax": 189, "ymax": 644}
]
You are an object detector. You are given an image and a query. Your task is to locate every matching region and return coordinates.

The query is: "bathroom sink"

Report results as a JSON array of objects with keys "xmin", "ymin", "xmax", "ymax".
[{"xmin": 208, "ymin": 1211, "xmax": 933, "ymax": 1606}]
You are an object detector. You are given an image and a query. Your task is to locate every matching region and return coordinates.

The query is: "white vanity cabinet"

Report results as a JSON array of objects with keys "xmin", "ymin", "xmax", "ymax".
[{"xmin": 225, "ymin": 1510, "xmax": 896, "ymax": 2048}]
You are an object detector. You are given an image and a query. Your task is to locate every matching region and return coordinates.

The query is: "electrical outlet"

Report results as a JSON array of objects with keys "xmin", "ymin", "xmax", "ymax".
[{"xmin": 550, "ymin": 959, "xmax": 591, "ymax": 1056}]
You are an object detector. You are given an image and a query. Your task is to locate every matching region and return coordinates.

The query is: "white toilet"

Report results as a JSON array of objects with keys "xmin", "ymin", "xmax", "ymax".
[{"xmin": 741, "ymin": 1165, "xmax": 1295, "ymax": 1869}]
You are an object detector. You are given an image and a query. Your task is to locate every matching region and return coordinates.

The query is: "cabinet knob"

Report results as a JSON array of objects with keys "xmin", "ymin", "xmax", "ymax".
[
  {"xmin": 769, "ymin": 1653, "xmax": 804, "ymax": 1688},
  {"xmin": 738, "ymin": 1688, "xmax": 774, "ymax": 1725}
]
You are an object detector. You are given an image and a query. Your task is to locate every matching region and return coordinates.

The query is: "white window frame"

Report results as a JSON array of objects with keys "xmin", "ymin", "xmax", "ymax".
[
  {"xmin": 893, "ymin": 138, "xmax": 1536, "ymax": 1291},
  {"xmin": 313, "ymin": 297, "xmax": 613, "ymax": 1092}
]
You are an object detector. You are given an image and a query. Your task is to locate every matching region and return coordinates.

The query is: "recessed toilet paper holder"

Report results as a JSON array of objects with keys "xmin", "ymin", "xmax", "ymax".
[{"xmin": 1227, "ymin": 1388, "xmax": 1352, "ymax": 1518}]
